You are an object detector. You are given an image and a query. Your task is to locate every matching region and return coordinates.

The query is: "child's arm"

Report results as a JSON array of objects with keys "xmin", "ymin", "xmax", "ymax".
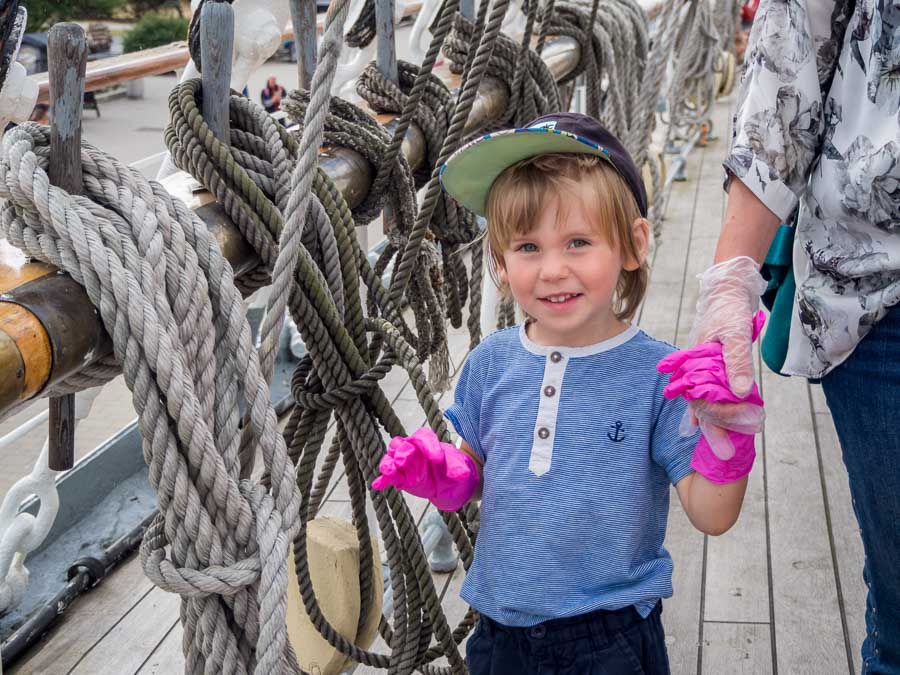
[
  {"xmin": 674, "ymin": 472, "xmax": 748, "ymax": 536},
  {"xmin": 457, "ymin": 439, "xmax": 484, "ymax": 502}
]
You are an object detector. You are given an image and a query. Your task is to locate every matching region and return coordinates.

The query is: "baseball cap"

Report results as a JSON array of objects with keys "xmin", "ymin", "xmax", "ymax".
[{"xmin": 439, "ymin": 112, "xmax": 648, "ymax": 217}]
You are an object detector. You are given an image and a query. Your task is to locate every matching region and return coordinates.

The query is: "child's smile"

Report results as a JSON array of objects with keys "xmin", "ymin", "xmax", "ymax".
[{"xmin": 499, "ymin": 194, "xmax": 641, "ymax": 348}]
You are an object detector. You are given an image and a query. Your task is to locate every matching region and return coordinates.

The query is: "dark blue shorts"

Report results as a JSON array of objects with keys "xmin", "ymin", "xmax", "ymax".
[{"xmin": 466, "ymin": 601, "xmax": 669, "ymax": 675}]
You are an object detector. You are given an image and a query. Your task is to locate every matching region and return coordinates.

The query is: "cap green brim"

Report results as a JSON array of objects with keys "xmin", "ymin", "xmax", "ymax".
[{"xmin": 439, "ymin": 128, "xmax": 614, "ymax": 216}]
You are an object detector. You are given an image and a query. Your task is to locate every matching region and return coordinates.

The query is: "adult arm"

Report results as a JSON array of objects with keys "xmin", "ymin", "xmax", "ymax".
[
  {"xmin": 690, "ymin": 0, "xmax": 854, "ymax": 396},
  {"xmin": 714, "ymin": 177, "xmax": 781, "ymax": 265}
]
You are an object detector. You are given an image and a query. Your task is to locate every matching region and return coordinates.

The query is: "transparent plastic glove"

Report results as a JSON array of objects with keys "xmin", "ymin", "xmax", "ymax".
[
  {"xmin": 689, "ymin": 256, "xmax": 768, "ymax": 397},
  {"xmin": 678, "ymin": 307, "xmax": 767, "ymax": 436},
  {"xmin": 372, "ymin": 427, "xmax": 479, "ymax": 511}
]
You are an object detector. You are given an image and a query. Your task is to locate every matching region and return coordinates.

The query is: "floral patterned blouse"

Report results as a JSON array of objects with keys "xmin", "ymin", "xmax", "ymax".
[{"xmin": 724, "ymin": 0, "xmax": 900, "ymax": 379}]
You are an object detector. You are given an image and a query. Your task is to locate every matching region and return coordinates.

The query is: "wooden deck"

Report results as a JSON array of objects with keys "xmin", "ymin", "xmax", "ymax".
[{"xmin": 7, "ymin": 94, "xmax": 868, "ymax": 675}]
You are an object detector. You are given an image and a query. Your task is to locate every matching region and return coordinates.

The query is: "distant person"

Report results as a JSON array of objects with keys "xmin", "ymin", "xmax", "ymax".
[{"xmin": 260, "ymin": 75, "xmax": 286, "ymax": 114}]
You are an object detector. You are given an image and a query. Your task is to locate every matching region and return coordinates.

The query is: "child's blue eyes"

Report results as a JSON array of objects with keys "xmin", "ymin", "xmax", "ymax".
[{"xmin": 515, "ymin": 240, "xmax": 591, "ymax": 252}]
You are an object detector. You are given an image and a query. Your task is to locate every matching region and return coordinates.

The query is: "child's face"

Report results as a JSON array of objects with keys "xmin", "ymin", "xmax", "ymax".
[{"xmin": 498, "ymin": 195, "xmax": 640, "ymax": 347}]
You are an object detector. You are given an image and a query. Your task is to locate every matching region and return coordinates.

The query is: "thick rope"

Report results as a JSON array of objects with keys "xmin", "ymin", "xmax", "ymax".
[
  {"xmin": 664, "ymin": 0, "xmax": 720, "ymax": 144},
  {"xmin": 282, "ymin": 90, "xmax": 452, "ymax": 391},
  {"xmin": 356, "ymin": 61, "xmax": 480, "ymax": 344},
  {"xmin": 0, "ymin": 124, "xmax": 302, "ymax": 675}
]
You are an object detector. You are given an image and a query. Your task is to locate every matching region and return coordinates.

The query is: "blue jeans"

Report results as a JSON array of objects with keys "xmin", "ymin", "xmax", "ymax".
[
  {"xmin": 822, "ymin": 306, "xmax": 900, "ymax": 674},
  {"xmin": 465, "ymin": 602, "xmax": 669, "ymax": 675}
]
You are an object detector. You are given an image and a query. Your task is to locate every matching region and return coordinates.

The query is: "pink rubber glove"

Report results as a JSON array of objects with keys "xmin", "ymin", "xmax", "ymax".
[
  {"xmin": 689, "ymin": 256, "xmax": 768, "ymax": 397},
  {"xmin": 657, "ymin": 312, "xmax": 766, "ymax": 484},
  {"xmin": 372, "ymin": 427, "xmax": 479, "ymax": 511}
]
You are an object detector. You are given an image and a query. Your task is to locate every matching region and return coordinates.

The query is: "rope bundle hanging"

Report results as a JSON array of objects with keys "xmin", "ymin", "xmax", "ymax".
[
  {"xmin": 626, "ymin": 0, "xmax": 685, "ymax": 229},
  {"xmin": 0, "ymin": 122, "xmax": 303, "ymax": 674},
  {"xmin": 355, "ymin": 61, "xmax": 481, "ymax": 346},
  {"xmin": 535, "ymin": 0, "xmax": 648, "ymax": 146},
  {"xmin": 442, "ymin": 9, "xmax": 561, "ymax": 129},
  {"xmin": 343, "ymin": 0, "xmax": 513, "ymax": 361},
  {"xmin": 344, "ymin": 0, "xmax": 377, "ymax": 48},
  {"xmin": 281, "ymin": 90, "xmax": 452, "ymax": 392},
  {"xmin": 664, "ymin": 0, "xmax": 720, "ymax": 142}
]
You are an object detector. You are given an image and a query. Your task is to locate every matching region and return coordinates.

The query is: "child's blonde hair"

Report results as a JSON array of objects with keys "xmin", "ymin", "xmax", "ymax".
[{"xmin": 484, "ymin": 153, "xmax": 649, "ymax": 322}]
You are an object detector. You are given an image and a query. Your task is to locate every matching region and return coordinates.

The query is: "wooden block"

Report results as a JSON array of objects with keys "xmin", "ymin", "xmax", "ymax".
[{"xmin": 287, "ymin": 516, "xmax": 383, "ymax": 675}]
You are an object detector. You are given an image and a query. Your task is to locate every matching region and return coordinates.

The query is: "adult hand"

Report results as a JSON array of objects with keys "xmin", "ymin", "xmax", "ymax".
[
  {"xmin": 689, "ymin": 256, "xmax": 768, "ymax": 397},
  {"xmin": 660, "ymin": 311, "xmax": 767, "ymax": 461}
]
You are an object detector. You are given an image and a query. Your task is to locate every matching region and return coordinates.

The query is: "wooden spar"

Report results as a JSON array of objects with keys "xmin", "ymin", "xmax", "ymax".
[
  {"xmin": 46, "ymin": 23, "xmax": 88, "ymax": 471},
  {"xmin": 375, "ymin": 0, "xmax": 399, "ymax": 244},
  {"xmin": 200, "ymin": 2, "xmax": 234, "ymax": 146},
  {"xmin": 0, "ymin": 35, "xmax": 580, "ymax": 420},
  {"xmin": 375, "ymin": 0, "xmax": 399, "ymax": 84},
  {"xmin": 290, "ymin": 0, "xmax": 318, "ymax": 90}
]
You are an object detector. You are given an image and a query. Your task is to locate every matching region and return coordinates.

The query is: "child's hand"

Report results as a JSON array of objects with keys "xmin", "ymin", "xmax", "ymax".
[
  {"xmin": 372, "ymin": 427, "xmax": 479, "ymax": 511},
  {"xmin": 657, "ymin": 312, "xmax": 766, "ymax": 483}
]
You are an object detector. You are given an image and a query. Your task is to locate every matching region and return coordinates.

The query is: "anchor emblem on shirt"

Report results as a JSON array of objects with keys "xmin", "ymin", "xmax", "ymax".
[{"xmin": 607, "ymin": 421, "xmax": 626, "ymax": 443}]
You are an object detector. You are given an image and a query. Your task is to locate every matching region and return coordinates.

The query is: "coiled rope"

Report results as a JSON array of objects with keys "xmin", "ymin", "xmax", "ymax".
[{"xmin": 0, "ymin": 122, "xmax": 302, "ymax": 674}]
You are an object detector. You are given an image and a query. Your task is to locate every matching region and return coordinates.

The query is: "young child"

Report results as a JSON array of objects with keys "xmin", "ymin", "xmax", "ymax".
[{"xmin": 373, "ymin": 113, "xmax": 760, "ymax": 674}]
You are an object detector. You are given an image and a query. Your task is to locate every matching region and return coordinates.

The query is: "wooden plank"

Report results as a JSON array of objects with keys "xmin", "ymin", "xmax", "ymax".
[
  {"xmin": 814, "ymin": 407, "xmax": 866, "ymax": 672},
  {"xmin": 809, "ymin": 382, "xmax": 829, "ymax": 415},
  {"xmin": 67, "ymin": 586, "xmax": 181, "ymax": 675},
  {"xmin": 761, "ymin": 370, "xmax": 847, "ymax": 673},
  {"xmin": 701, "ymin": 95, "xmax": 771, "ymax": 629},
  {"xmin": 134, "ymin": 623, "xmax": 182, "ymax": 675},
  {"xmin": 9, "ymin": 553, "xmax": 155, "ymax": 675},
  {"xmin": 701, "ymin": 622, "xmax": 773, "ymax": 675}
]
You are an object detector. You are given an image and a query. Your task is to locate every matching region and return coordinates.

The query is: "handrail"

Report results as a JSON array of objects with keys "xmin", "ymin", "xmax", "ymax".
[
  {"xmin": 30, "ymin": 3, "xmax": 425, "ymax": 105},
  {"xmin": 0, "ymin": 34, "xmax": 581, "ymax": 420}
]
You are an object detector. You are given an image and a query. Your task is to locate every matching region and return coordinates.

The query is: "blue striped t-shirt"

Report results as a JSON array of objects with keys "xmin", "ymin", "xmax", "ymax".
[{"xmin": 444, "ymin": 324, "xmax": 697, "ymax": 627}]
